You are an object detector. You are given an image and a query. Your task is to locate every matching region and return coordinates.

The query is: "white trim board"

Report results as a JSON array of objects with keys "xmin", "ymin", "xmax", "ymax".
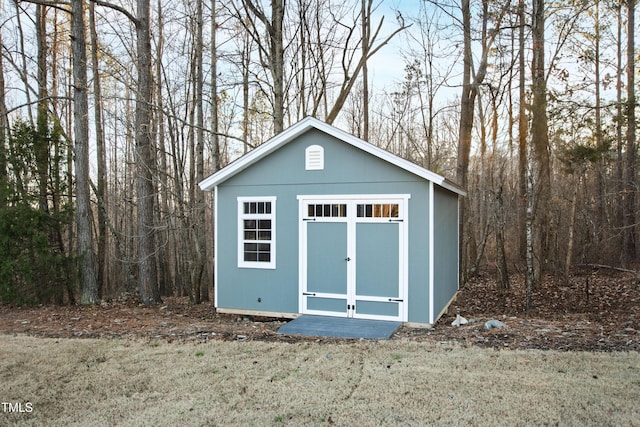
[{"xmin": 429, "ymin": 181, "xmax": 435, "ymax": 325}]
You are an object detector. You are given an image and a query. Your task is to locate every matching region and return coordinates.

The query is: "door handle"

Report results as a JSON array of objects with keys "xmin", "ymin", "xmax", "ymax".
[{"xmin": 345, "ymin": 257, "xmax": 351, "ymax": 261}]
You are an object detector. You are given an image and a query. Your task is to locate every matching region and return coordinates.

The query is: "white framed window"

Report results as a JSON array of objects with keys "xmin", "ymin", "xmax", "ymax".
[{"xmin": 238, "ymin": 197, "xmax": 276, "ymax": 269}]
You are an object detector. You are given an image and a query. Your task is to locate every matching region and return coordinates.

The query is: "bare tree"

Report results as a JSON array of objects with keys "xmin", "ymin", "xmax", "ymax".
[
  {"xmin": 191, "ymin": 0, "xmax": 207, "ymax": 303},
  {"xmin": 526, "ymin": 0, "xmax": 550, "ymax": 308},
  {"xmin": 0, "ymin": 31, "xmax": 8, "ymax": 207},
  {"xmin": 211, "ymin": 0, "xmax": 221, "ymax": 171},
  {"xmin": 360, "ymin": 0, "xmax": 370, "ymax": 140},
  {"xmin": 71, "ymin": 0, "xmax": 99, "ymax": 303},
  {"xmin": 517, "ymin": 0, "xmax": 527, "ymax": 261},
  {"xmin": 35, "ymin": 3, "xmax": 49, "ymax": 214},
  {"xmin": 135, "ymin": 0, "xmax": 161, "ymax": 304},
  {"xmin": 454, "ymin": 0, "xmax": 510, "ymax": 282},
  {"xmin": 239, "ymin": 0, "xmax": 286, "ymax": 134},
  {"xmin": 89, "ymin": 0, "xmax": 108, "ymax": 294},
  {"xmin": 622, "ymin": 0, "xmax": 636, "ymax": 263},
  {"xmin": 325, "ymin": 5, "xmax": 409, "ymax": 125}
]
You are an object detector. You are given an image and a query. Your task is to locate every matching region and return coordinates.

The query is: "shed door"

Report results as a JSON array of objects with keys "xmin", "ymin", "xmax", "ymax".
[
  {"xmin": 304, "ymin": 220, "xmax": 349, "ymax": 317},
  {"xmin": 299, "ymin": 197, "xmax": 408, "ymax": 322}
]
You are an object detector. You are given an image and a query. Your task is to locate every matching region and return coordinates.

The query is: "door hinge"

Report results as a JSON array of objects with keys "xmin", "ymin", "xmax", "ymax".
[
  {"xmin": 388, "ymin": 219, "xmax": 404, "ymax": 222},
  {"xmin": 303, "ymin": 218, "xmax": 316, "ymax": 221},
  {"xmin": 388, "ymin": 298, "xmax": 403, "ymax": 302},
  {"xmin": 303, "ymin": 292, "xmax": 316, "ymax": 296}
]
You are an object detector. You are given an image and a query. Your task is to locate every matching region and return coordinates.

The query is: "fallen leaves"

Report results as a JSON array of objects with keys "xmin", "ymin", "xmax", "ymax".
[{"xmin": 0, "ymin": 269, "xmax": 637, "ymax": 351}]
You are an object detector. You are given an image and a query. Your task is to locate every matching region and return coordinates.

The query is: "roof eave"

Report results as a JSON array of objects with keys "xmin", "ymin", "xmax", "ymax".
[
  {"xmin": 199, "ymin": 117, "xmax": 467, "ymax": 197},
  {"xmin": 198, "ymin": 117, "xmax": 316, "ymax": 191}
]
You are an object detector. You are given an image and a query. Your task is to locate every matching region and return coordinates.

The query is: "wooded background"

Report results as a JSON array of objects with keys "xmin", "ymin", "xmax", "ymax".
[{"xmin": 0, "ymin": 0, "xmax": 637, "ymax": 307}]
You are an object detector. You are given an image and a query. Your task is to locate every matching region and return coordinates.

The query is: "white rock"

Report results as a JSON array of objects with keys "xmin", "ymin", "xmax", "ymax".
[
  {"xmin": 451, "ymin": 314, "xmax": 469, "ymax": 327},
  {"xmin": 484, "ymin": 319, "xmax": 507, "ymax": 330}
]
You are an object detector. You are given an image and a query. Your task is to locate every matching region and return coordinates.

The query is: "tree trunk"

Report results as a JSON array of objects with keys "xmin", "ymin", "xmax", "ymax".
[
  {"xmin": 361, "ymin": 0, "xmax": 370, "ymax": 141},
  {"xmin": 518, "ymin": 0, "xmax": 528, "ymax": 262},
  {"xmin": 35, "ymin": 4, "xmax": 49, "ymax": 214},
  {"xmin": 530, "ymin": 0, "xmax": 550, "ymax": 283},
  {"xmin": 0, "ymin": 31, "xmax": 8, "ymax": 207},
  {"xmin": 154, "ymin": 0, "xmax": 171, "ymax": 297},
  {"xmin": 241, "ymin": 0, "xmax": 285, "ymax": 134},
  {"xmin": 594, "ymin": 0, "xmax": 605, "ymax": 242},
  {"xmin": 211, "ymin": 0, "xmax": 220, "ymax": 172},
  {"xmin": 136, "ymin": 0, "xmax": 161, "ymax": 304},
  {"xmin": 457, "ymin": 0, "xmax": 474, "ymax": 282},
  {"xmin": 191, "ymin": 0, "xmax": 206, "ymax": 304},
  {"xmin": 206, "ymin": 0, "xmax": 220, "ymax": 303},
  {"xmin": 525, "ymin": 171, "xmax": 534, "ymax": 310},
  {"xmin": 615, "ymin": 0, "xmax": 624, "ymax": 251},
  {"xmin": 564, "ymin": 178, "xmax": 579, "ymax": 285},
  {"xmin": 242, "ymin": 25, "xmax": 250, "ymax": 153},
  {"xmin": 271, "ymin": 0, "xmax": 285, "ymax": 133},
  {"xmin": 622, "ymin": 0, "xmax": 636, "ymax": 263},
  {"xmin": 13, "ymin": 2, "xmax": 33, "ymax": 124},
  {"xmin": 90, "ymin": 0, "xmax": 107, "ymax": 295},
  {"xmin": 495, "ymin": 186, "xmax": 510, "ymax": 290},
  {"xmin": 72, "ymin": 0, "xmax": 99, "ymax": 304}
]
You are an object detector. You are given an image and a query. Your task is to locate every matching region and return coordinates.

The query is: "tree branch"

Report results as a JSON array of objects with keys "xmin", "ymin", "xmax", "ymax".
[
  {"xmin": 17, "ymin": 0, "xmax": 70, "ymax": 13},
  {"xmin": 90, "ymin": 0, "xmax": 138, "ymax": 26}
]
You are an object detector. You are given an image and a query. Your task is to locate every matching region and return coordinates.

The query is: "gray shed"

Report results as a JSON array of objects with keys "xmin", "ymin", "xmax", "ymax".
[{"xmin": 199, "ymin": 117, "xmax": 465, "ymax": 326}]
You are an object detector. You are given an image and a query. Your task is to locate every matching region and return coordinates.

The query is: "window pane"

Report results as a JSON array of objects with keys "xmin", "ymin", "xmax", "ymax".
[
  {"xmin": 365, "ymin": 204, "xmax": 372, "ymax": 217},
  {"xmin": 244, "ymin": 231, "xmax": 257, "ymax": 240},
  {"xmin": 258, "ymin": 231, "xmax": 271, "ymax": 240},
  {"xmin": 258, "ymin": 219, "xmax": 271, "ymax": 229},
  {"xmin": 257, "ymin": 243, "xmax": 270, "ymax": 252},
  {"xmin": 258, "ymin": 252, "xmax": 271, "ymax": 262},
  {"xmin": 244, "ymin": 219, "xmax": 256, "ymax": 230},
  {"xmin": 265, "ymin": 202, "xmax": 272, "ymax": 214},
  {"xmin": 244, "ymin": 252, "xmax": 258, "ymax": 262},
  {"xmin": 391, "ymin": 204, "xmax": 399, "ymax": 217},
  {"xmin": 357, "ymin": 204, "xmax": 364, "ymax": 217},
  {"xmin": 244, "ymin": 243, "xmax": 258, "ymax": 252}
]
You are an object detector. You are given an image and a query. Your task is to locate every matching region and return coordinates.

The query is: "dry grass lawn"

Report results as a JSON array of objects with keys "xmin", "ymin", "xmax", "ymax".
[{"xmin": 1, "ymin": 335, "xmax": 639, "ymax": 426}]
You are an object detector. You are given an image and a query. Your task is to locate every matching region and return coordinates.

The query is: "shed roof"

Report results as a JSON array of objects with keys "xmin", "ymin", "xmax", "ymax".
[{"xmin": 199, "ymin": 116, "xmax": 466, "ymax": 196}]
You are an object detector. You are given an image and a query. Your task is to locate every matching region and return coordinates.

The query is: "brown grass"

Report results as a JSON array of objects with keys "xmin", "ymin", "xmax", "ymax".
[{"xmin": 1, "ymin": 335, "xmax": 639, "ymax": 426}]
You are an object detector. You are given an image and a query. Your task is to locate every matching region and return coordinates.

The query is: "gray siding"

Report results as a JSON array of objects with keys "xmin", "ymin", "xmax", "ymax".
[
  {"xmin": 432, "ymin": 186, "xmax": 460, "ymax": 319},
  {"xmin": 216, "ymin": 129, "xmax": 432, "ymax": 320}
]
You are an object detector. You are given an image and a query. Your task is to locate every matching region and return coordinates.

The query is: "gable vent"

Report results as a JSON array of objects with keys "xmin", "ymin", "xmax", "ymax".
[{"xmin": 305, "ymin": 145, "xmax": 324, "ymax": 170}]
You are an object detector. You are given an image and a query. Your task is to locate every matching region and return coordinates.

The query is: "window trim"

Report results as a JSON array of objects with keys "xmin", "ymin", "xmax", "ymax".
[{"xmin": 238, "ymin": 196, "xmax": 276, "ymax": 269}]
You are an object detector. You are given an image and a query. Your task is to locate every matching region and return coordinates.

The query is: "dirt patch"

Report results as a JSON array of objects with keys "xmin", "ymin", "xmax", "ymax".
[
  {"xmin": 1, "ymin": 336, "xmax": 639, "ymax": 426},
  {"xmin": 0, "ymin": 270, "xmax": 638, "ymax": 351}
]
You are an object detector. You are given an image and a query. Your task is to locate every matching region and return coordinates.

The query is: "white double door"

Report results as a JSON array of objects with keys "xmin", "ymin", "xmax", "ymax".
[{"xmin": 298, "ymin": 195, "xmax": 408, "ymax": 322}]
